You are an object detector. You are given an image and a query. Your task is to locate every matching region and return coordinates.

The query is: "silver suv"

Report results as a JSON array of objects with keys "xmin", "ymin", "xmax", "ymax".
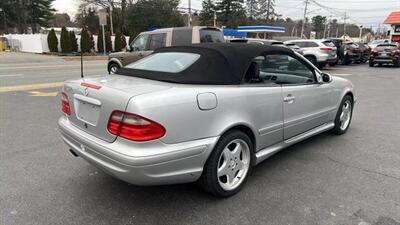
[
  {"xmin": 107, "ymin": 26, "xmax": 225, "ymax": 73},
  {"xmin": 284, "ymin": 39, "xmax": 337, "ymax": 69}
]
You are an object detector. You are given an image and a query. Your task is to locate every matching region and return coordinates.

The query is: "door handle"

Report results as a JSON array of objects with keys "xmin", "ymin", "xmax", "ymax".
[{"xmin": 283, "ymin": 95, "xmax": 296, "ymax": 103}]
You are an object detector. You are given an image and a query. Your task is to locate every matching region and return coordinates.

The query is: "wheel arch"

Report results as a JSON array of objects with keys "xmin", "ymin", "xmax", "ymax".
[
  {"xmin": 218, "ymin": 123, "xmax": 257, "ymax": 152},
  {"xmin": 107, "ymin": 59, "xmax": 123, "ymax": 73}
]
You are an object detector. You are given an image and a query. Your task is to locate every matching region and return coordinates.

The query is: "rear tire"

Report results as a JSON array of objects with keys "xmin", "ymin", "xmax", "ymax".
[
  {"xmin": 199, "ymin": 130, "xmax": 253, "ymax": 197},
  {"xmin": 369, "ymin": 60, "xmax": 374, "ymax": 67},
  {"xmin": 331, "ymin": 95, "xmax": 353, "ymax": 135},
  {"xmin": 394, "ymin": 59, "xmax": 400, "ymax": 68}
]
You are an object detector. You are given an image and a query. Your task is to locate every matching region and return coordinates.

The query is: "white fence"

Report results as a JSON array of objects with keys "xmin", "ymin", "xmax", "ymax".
[{"xmin": 1, "ymin": 34, "xmax": 129, "ymax": 53}]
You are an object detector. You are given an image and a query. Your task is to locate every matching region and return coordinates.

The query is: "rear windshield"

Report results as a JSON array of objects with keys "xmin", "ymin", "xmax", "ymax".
[
  {"xmin": 200, "ymin": 29, "xmax": 225, "ymax": 43},
  {"xmin": 322, "ymin": 41, "xmax": 335, "ymax": 47},
  {"xmin": 125, "ymin": 52, "xmax": 200, "ymax": 73},
  {"xmin": 376, "ymin": 45, "xmax": 397, "ymax": 51}
]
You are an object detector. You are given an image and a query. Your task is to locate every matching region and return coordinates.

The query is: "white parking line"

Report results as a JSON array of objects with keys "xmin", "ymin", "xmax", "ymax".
[
  {"xmin": 331, "ymin": 73, "xmax": 352, "ymax": 76},
  {"xmin": 0, "ymin": 74, "xmax": 24, "ymax": 78}
]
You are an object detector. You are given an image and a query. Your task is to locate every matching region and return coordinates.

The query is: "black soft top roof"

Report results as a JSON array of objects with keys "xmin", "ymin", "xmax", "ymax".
[{"xmin": 116, "ymin": 43, "xmax": 294, "ymax": 85}]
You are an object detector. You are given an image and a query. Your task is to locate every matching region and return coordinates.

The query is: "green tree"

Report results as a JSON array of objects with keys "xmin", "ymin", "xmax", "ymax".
[
  {"xmin": 312, "ymin": 15, "xmax": 327, "ymax": 38},
  {"xmin": 97, "ymin": 28, "xmax": 104, "ymax": 53},
  {"xmin": 200, "ymin": 0, "xmax": 216, "ymax": 26},
  {"xmin": 120, "ymin": 34, "xmax": 127, "ymax": 49},
  {"xmin": 114, "ymin": 31, "xmax": 123, "ymax": 52},
  {"xmin": 76, "ymin": 6, "xmax": 100, "ymax": 34},
  {"xmin": 216, "ymin": 0, "xmax": 246, "ymax": 28},
  {"xmin": 80, "ymin": 28, "xmax": 91, "ymax": 53},
  {"xmin": 60, "ymin": 27, "xmax": 72, "ymax": 53},
  {"xmin": 1, "ymin": 0, "xmax": 55, "ymax": 33},
  {"xmin": 105, "ymin": 31, "xmax": 113, "ymax": 52},
  {"xmin": 47, "ymin": 29, "xmax": 58, "ymax": 52},
  {"xmin": 49, "ymin": 13, "xmax": 75, "ymax": 27},
  {"xmin": 126, "ymin": 0, "xmax": 184, "ymax": 34},
  {"xmin": 69, "ymin": 31, "xmax": 78, "ymax": 52}
]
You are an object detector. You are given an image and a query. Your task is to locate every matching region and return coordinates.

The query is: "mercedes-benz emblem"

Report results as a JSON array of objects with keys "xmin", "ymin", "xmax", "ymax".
[{"xmin": 84, "ymin": 87, "xmax": 89, "ymax": 96}]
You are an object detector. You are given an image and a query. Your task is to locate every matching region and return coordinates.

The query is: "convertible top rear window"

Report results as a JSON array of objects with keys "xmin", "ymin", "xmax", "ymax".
[{"xmin": 125, "ymin": 52, "xmax": 200, "ymax": 73}]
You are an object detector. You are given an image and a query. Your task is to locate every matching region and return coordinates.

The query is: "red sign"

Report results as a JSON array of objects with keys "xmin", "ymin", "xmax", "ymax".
[{"xmin": 392, "ymin": 35, "xmax": 400, "ymax": 41}]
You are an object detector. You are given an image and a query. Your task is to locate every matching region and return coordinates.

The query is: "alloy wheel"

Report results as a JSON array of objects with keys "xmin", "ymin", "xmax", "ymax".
[
  {"xmin": 339, "ymin": 100, "xmax": 352, "ymax": 130},
  {"xmin": 217, "ymin": 139, "xmax": 251, "ymax": 191}
]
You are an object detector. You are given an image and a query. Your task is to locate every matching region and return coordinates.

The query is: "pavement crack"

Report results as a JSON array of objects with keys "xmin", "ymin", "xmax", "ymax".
[{"xmin": 325, "ymin": 155, "xmax": 400, "ymax": 182}]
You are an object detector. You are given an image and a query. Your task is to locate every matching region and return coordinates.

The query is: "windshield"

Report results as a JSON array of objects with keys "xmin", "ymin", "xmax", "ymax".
[
  {"xmin": 322, "ymin": 41, "xmax": 335, "ymax": 47},
  {"xmin": 125, "ymin": 52, "xmax": 200, "ymax": 73}
]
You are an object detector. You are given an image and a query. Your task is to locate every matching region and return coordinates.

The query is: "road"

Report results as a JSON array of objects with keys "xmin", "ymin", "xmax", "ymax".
[{"xmin": 1, "ymin": 52, "xmax": 400, "ymax": 225}]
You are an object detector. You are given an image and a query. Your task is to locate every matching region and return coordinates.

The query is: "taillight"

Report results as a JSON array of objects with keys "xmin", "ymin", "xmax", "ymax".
[
  {"xmin": 320, "ymin": 47, "xmax": 332, "ymax": 52},
  {"xmin": 392, "ymin": 50, "xmax": 400, "ymax": 55},
  {"xmin": 61, "ymin": 92, "xmax": 71, "ymax": 116},
  {"xmin": 370, "ymin": 50, "xmax": 377, "ymax": 56},
  {"xmin": 107, "ymin": 111, "xmax": 166, "ymax": 142}
]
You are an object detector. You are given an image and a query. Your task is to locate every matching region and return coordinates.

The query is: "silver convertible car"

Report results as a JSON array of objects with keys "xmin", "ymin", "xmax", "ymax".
[{"xmin": 58, "ymin": 43, "xmax": 355, "ymax": 197}]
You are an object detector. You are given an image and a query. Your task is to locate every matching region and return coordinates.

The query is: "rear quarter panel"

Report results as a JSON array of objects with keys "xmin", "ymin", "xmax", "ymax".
[{"xmin": 125, "ymin": 85, "xmax": 279, "ymax": 150}]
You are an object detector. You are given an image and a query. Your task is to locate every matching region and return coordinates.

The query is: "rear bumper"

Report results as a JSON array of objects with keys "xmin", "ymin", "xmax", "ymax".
[
  {"xmin": 372, "ymin": 57, "xmax": 398, "ymax": 63},
  {"xmin": 316, "ymin": 54, "xmax": 337, "ymax": 63},
  {"xmin": 58, "ymin": 117, "xmax": 219, "ymax": 185}
]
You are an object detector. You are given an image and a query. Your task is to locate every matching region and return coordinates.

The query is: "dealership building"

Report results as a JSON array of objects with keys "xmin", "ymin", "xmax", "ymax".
[{"xmin": 384, "ymin": 11, "xmax": 400, "ymax": 43}]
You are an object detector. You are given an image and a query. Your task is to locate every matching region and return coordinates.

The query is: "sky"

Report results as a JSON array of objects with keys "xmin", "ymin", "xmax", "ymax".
[{"xmin": 53, "ymin": 0, "xmax": 400, "ymax": 29}]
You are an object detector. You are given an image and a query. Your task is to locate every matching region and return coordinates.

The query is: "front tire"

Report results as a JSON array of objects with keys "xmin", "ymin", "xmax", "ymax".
[
  {"xmin": 394, "ymin": 59, "xmax": 400, "ymax": 68},
  {"xmin": 108, "ymin": 63, "xmax": 120, "ymax": 74},
  {"xmin": 199, "ymin": 130, "xmax": 253, "ymax": 197},
  {"xmin": 331, "ymin": 95, "xmax": 353, "ymax": 135}
]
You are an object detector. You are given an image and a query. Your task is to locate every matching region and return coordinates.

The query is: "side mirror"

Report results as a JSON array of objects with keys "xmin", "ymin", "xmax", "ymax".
[{"xmin": 322, "ymin": 73, "xmax": 332, "ymax": 83}]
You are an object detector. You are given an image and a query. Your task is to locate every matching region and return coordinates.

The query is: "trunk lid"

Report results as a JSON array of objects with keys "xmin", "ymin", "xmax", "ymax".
[{"xmin": 62, "ymin": 75, "xmax": 170, "ymax": 143}]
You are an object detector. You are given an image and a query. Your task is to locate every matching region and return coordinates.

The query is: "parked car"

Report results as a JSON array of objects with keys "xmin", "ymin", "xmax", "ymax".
[
  {"xmin": 284, "ymin": 43, "xmax": 304, "ymax": 55},
  {"xmin": 107, "ymin": 26, "xmax": 225, "ymax": 74},
  {"xmin": 369, "ymin": 44, "xmax": 400, "ymax": 67},
  {"xmin": 368, "ymin": 39, "xmax": 390, "ymax": 50},
  {"xmin": 284, "ymin": 39, "xmax": 337, "ymax": 69},
  {"xmin": 339, "ymin": 42, "xmax": 362, "ymax": 65},
  {"xmin": 230, "ymin": 38, "xmax": 303, "ymax": 54},
  {"xmin": 229, "ymin": 38, "xmax": 284, "ymax": 46},
  {"xmin": 59, "ymin": 43, "xmax": 355, "ymax": 197},
  {"xmin": 355, "ymin": 43, "xmax": 371, "ymax": 63}
]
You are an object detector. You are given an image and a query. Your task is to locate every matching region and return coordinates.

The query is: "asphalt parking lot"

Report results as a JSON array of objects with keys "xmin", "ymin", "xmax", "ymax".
[{"xmin": 1, "ymin": 52, "xmax": 400, "ymax": 225}]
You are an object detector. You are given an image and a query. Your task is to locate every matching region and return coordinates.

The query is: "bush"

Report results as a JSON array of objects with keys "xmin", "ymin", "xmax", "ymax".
[
  {"xmin": 69, "ymin": 31, "xmax": 78, "ymax": 52},
  {"xmin": 114, "ymin": 31, "xmax": 122, "ymax": 52},
  {"xmin": 105, "ymin": 31, "xmax": 113, "ymax": 52},
  {"xmin": 97, "ymin": 29, "xmax": 104, "ymax": 53},
  {"xmin": 60, "ymin": 27, "xmax": 71, "ymax": 53},
  {"xmin": 47, "ymin": 29, "xmax": 58, "ymax": 52},
  {"xmin": 80, "ymin": 28, "xmax": 91, "ymax": 53},
  {"xmin": 121, "ymin": 34, "xmax": 127, "ymax": 50}
]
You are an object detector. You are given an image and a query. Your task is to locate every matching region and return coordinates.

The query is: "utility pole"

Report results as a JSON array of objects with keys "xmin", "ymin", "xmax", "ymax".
[
  {"xmin": 110, "ymin": 5, "xmax": 114, "ymax": 35},
  {"xmin": 188, "ymin": 0, "xmax": 191, "ymax": 27},
  {"xmin": 343, "ymin": 13, "xmax": 346, "ymax": 36},
  {"xmin": 213, "ymin": 11, "xmax": 217, "ymax": 27},
  {"xmin": 327, "ymin": 15, "xmax": 332, "ymax": 38},
  {"xmin": 359, "ymin": 25, "xmax": 363, "ymax": 41},
  {"xmin": 323, "ymin": 18, "xmax": 328, "ymax": 39},
  {"xmin": 300, "ymin": 0, "xmax": 309, "ymax": 39}
]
